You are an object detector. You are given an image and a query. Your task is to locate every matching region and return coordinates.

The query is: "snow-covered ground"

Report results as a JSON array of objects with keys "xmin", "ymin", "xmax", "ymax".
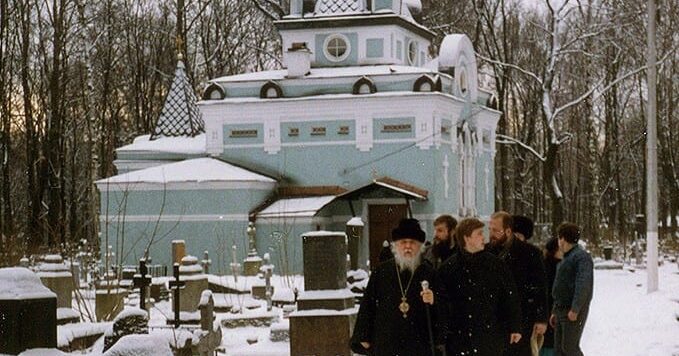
[
  {"xmin": 582, "ymin": 263, "xmax": 679, "ymax": 356},
  {"xmin": 13, "ymin": 262, "xmax": 679, "ymax": 355}
]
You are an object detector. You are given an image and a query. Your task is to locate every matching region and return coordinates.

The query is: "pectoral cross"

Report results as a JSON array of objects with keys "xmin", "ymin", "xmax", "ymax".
[{"xmin": 399, "ymin": 297, "xmax": 410, "ymax": 318}]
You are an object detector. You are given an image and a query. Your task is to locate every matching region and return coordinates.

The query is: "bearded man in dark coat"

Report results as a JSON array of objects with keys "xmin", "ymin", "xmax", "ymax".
[
  {"xmin": 487, "ymin": 212, "xmax": 548, "ymax": 356},
  {"xmin": 351, "ymin": 218, "xmax": 444, "ymax": 356},
  {"xmin": 422, "ymin": 214, "xmax": 458, "ymax": 269}
]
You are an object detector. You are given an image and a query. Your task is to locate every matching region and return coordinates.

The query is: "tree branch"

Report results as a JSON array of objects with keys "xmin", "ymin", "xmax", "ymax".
[{"xmin": 496, "ymin": 134, "xmax": 546, "ymax": 162}]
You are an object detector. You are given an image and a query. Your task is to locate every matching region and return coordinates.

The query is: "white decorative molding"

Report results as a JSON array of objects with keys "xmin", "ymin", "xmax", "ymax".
[
  {"xmin": 443, "ymin": 154, "xmax": 450, "ymax": 199},
  {"xmin": 264, "ymin": 118, "xmax": 281, "ymax": 154}
]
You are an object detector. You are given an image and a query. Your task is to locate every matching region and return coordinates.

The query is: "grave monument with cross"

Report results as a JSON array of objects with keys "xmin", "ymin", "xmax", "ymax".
[
  {"xmin": 132, "ymin": 259, "xmax": 152, "ymax": 311},
  {"xmin": 168, "ymin": 263, "xmax": 185, "ymax": 328}
]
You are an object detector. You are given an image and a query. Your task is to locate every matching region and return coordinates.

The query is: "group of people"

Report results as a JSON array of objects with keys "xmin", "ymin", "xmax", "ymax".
[{"xmin": 351, "ymin": 212, "xmax": 594, "ymax": 356}]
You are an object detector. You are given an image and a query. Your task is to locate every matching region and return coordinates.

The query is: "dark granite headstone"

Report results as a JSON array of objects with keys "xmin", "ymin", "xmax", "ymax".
[
  {"xmin": 290, "ymin": 231, "xmax": 356, "ymax": 356},
  {"xmin": 0, "ymin": 267, "xmax": 57, "ymax": 355},
  {"xmin": 302, "ymin": 231, "xmax": 347, "ymax": 290}
]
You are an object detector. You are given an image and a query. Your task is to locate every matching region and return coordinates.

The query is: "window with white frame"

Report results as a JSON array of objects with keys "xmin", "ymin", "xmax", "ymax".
[
  {"xmin": 324, "ymin": 34, "xmax": 350, "ymax": 62},
  {"xmin": 458, "ymin": 123, "xmax": 477, "ymax": 216},
  {"xmin": 407, "ymin": 40, "xmax": 418, "ymax": 65}
]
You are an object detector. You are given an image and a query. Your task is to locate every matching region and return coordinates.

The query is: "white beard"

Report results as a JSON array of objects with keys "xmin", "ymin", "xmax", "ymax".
[{"xmin": 391, "ymin": 244, "xmax": 422, "ymax": 273}]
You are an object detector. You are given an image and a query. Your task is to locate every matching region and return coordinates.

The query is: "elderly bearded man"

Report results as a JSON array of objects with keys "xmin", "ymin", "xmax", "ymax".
[{"xmin": 351, "ymin": 218, "xmax": 445, "ymax": 355}]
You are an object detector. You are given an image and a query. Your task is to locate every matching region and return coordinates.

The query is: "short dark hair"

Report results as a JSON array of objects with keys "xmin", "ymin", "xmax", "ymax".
[
  {"xmin": 434, "ymin": 215, "xmax": 457, "ymax": 232},
  {"xmin": 545, "ymin": 237, "xmax": 559, "ymax": 258},
  {"xmin": 557, "ymin": 222, "xmax": 580, "ymax": 244},
  {"xmin": 512, "ymin": 215, "xmax": 534, "ymax": 240},
  {"xmin": 455, "ymin": 218, "xmax": 485, "ymax": 248},
  {"xmin": 491, "ymin": 211, "xmax": 513, "ymax": 230}
]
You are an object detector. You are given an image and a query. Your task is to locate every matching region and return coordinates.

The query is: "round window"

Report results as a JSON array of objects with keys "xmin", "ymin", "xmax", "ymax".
[
  {"xmin": 324, "ymin": 34, "xmax": 350, "ymax": 62},
  {"xmin": 408, "ymin": 40, "xmax": 418, "ymax": 65}
]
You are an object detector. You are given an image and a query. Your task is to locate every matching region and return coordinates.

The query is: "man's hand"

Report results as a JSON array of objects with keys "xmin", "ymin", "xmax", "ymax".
[
  {"xmin": 421, "ymin": 289, "xmax": 434, "ymax": 305},
  {"xmin": 509, "ymin": 333, "xmax": 522, "ymax": 344},
  {"xmin": 549, "ymin": 314, "xmax": 557, "ymax": 327},
  {"xmin": 568, "ymin": 310, "xmax": 578, "ymax": 321},
  {"xmin": 360, "ymin": 341, "xmax": 371, "ymax": 349},
  {"xmin": 533, "ymin": 322, "xmax": 547, "ymax": 335}
]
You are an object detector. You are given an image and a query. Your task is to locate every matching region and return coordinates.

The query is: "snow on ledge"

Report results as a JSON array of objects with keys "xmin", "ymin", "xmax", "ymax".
[
  {"xmin": 289, "ymin": 306, "xmax": 359, "ymax": 318},
  {"xmin": 301, "ymin": 230, "xmax": 347, "ymax": 238},
  {"xmin": 0, "ymin": 267, "xmax": 56, "ymax": 300},
  {"xmin": 297, "ymin": 288, "xmax": 354, "ymax": 301},
  {"xmin": 117, "ymin": 134, "xmax": 206, "ymax": 155}
]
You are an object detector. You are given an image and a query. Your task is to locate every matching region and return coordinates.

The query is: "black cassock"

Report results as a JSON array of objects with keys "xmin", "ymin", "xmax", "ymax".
[
  {"xmin": 351, "ymin": 258, "xmax": 443, "ymax": 356},
  {"xmin": 437, "ymin": 250, "xmax": 522, "ymax": 356}
]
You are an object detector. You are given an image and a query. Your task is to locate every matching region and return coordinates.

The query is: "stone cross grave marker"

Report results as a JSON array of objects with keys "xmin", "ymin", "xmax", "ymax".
[
  {"xmin": 132, "ymin": 259, "xmax": 152, "ymax": 311},
  {"xmin": 230, "ymin": 245, "xmax": 241, "ymax": 283},
  {"xmin": 200, "ymin": 250, "xmax": 212, "ymax": 275},
  {"xmin": 168, "ymin": 263, "xmax": 185, "ymax": 328}
]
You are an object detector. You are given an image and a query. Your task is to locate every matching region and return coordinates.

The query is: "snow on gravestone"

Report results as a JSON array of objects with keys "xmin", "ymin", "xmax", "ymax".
[
  {"xmin": 103, "ymin": 334, "xmax": 172, "ymax": 356},
  {"xmin": 103, "ymin": 307, "xmax": 149, "ymax": 352},
  {"xmin": 36, "ymin": 254, "xmax": 74, "ymax": 309},
  {"xmin": 0, "ymin": 267, "xmax": 57, "ymax": 355}
]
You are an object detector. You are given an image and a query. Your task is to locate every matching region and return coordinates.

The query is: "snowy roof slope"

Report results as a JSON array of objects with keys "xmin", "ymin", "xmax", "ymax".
[
  {"xmin": 95, "ymin": 158, "xmax": 276, "ymax": 185},
  {"xmin": 257, "ymin": 195, "xmax": 337, "ymax": 218},
  {"xmin": 0, "ymin": 267, "xmax": 57, "ymax": 300},
  {"xmin": 117, "ymin": 134, "xmax": 206, "ymax": 155},
  {"xmin": 210, "ymin": 65, "xmax": 439, "ymax": 83}
]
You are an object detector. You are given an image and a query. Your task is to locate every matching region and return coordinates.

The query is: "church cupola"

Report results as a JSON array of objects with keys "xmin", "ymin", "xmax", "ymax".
[
  {"xmin": 150, "ymin": 55, "xmax": 205, "ymax": 140},
  {"xmin": 278, "ymin": 0, "xmax": 434, "ymax": 68}
]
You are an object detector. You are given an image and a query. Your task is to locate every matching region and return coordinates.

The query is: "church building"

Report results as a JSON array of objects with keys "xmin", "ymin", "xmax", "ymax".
[{"xmin": 95, "ymin": 0, "xmax": 501, "ymax": 273}]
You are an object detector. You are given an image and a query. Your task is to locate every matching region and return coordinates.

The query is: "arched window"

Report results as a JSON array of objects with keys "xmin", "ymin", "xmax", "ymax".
[
  {"xmin": 260, "ymin": 81, "xmax": 283, "ymax": 99},
  {"xmin": 202, "ymin": 83, "xmax": 225, "ymax": 100},
  {"xmin": 413, "ymin": 75, "xmax": 435, "ymax": 92},
  {"xmin": 352, "ymin": 76, "xmax": 376, "ymax": 95}
]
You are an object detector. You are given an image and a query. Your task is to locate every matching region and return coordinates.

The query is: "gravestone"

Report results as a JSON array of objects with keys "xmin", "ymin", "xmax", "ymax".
[
  {"xmin": 244, "ymin": 222, "xmax": 262, "ymax": 276},
  {"xmin": 179, "ymin": 255, "xmax": 208, "ymax": 312},
  {"xmin": 200, "ymin": 251, "xmax": 212, "ymax": 275},
  {"xmin": 168, "ymin": 263, "xmax": 185, "ymax": 328},
  {"xmin": 196, "ymin": 290, "xmax": 222, "ymax": 356},
  {"xmin": 96, "ymin": 271, "xmax": 127, "ymax": 322},
  {"xmin": 346, "ymin": 217, "xmax": 365, "ymax": 270},
  {"xmin": 132, "ymin": 259, "xmax": 152, "ymax": 310},
  {"xmin": 36, "ymin": 254, "xmax": 74, "ymax": 309},
  {"xmin": 289, "ymin": 231, "xmax": 357, "ymax": 356},
  {"xmin": 172, "ymin": 240, "xmax": 186, "ymax": 264},
  {"xmin": 103, "ymin": 307, "xmax": 149, "ymax": 352},
  {"xmin": 0, "ymin": 267, "xmax": 57, "ymax": 355}
]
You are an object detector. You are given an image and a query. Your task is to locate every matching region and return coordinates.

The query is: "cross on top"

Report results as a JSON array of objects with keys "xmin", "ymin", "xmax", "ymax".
[
  {"xmin": 133, "ymin": 259, "xmax": 152, "ymax": 311},
  {"xmin": 168, "ymin": 263, "xmax": 186, "ymax": 328}
]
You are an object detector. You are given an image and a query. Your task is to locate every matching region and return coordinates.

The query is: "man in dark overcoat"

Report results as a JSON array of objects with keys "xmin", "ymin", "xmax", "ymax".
[
  {"xmin": 351, "ymin": 218, "xmax": 444, "ymax": 356},
  {"xmin": 487, "ymin": 212, "xmax": 549, "ymax": 356},
  {"xmin": 438, "ymin": 217, "xmax": 522, "ymax": 356}
]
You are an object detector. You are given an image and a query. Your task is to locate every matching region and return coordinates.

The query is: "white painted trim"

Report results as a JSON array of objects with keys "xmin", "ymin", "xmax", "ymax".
[
  {"xmin": 100, "ymin": 214, "xmax": 250, "ymax": 223},
  {"xmin": 96, "ymin": 181, "xmax": 276, "ymax": 192}
]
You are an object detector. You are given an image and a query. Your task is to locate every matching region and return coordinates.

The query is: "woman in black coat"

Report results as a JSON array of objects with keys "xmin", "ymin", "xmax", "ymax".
[{"xmin": 438, "ymin": 218, "xmax": 522, "ymax": 356}]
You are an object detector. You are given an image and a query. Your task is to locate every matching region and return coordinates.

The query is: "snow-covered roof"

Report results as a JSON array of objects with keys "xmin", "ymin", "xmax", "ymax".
[
  {"xmin": 117, "ymin": 134, "xmax": 206, "ymax": 155},
  {"xmin": 0, "ymin": 267, "xmax": 57, "ymax": 300},
  {"xmin": 95, "ymin": 158, "xmax": 276, "ymax": 186},
  {"xmin": 210, "ymin": 65, "xmax": 438, "ymax": 83},
  {"xmin": 257, "ymin": 195, "xmax": 337, "ymax": 218},
  {"xmin": 151, "ymin": 60, "xmax": 205, "ymax": 140}
]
